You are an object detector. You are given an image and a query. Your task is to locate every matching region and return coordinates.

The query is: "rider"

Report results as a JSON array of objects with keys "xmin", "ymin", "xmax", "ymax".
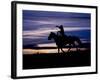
[{"xmin": 56, "ymin": 25, "xmax": 65, "ymax": 37}]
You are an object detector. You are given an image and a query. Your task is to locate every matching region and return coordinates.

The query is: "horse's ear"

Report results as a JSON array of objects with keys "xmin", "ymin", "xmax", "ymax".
[{"xmin": 51, "ymin": 32, "xmax": 53, "ymax": 34}]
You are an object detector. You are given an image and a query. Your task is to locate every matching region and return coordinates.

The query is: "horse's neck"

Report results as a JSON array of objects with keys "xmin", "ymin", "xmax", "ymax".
[
  {"xmin": 52, "ymin": 33, "xmax": 58, "ymax": 42},
  {"xmin": 52, "ymin": 34, "xmax": 57, "ymax": 40}
]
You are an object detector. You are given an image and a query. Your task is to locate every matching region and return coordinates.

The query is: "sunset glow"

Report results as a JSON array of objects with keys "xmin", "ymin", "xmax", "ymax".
[
  {"xmin": 23, "ymin": 48, "xmax": 87, "ymax": 54},
  {"xmin": 38, "ymin": 43, "xmax": 56, "ymax": 47}
]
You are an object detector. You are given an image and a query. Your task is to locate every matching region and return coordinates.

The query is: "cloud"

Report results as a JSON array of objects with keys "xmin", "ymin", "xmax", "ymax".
[
  {"xmin": 64, "ymin": 27, "xmax": 90, "ymax": 31},
  {"xmin": 38, "ymin": 43, "xmax": 56, "ymax": 47},
  {"xmin": 23, "ymin": 17, "xmax": 90, "ymax": 31},
  {"xmin": 23, "ymin": 10, "xmax": 90, "ymax": 45},
  {"xmin": 23, "ymin": 27, "xmax": 90, "ymax": 39}
]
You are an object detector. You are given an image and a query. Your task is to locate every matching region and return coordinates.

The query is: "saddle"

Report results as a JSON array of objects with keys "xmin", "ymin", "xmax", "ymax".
[{"xmin": 57, "ymin": 31, "xmax": 66, "ymax": 42}]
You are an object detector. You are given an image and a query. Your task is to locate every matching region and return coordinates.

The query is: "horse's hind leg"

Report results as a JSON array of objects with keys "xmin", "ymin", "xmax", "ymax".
[
  {"xmin": 75, "ymin": 43, "xmax": 79, "ymax": 51},
  {"xmin": 67, "ymin": 43, "xmax": 72, "ymax": 52},
  {"xmin": 76, "ymin": 47, "xmax": 78, "ymax": 51},
  {"xmin": 61, "ymin": 48, "xmax": 65, "ymax": 53},
  {"xmin": 67, "ymin": 48, "xmax": 71, "ymax": 52},
  {"xmin": 77, "ymin": 47, "xmax": 80, "ymax": 51}
]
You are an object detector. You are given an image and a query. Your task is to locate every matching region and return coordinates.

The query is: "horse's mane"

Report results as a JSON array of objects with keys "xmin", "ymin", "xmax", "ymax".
[{"xmin": 51, "ymin": 32, "xmax": 56, "ymax": 36}]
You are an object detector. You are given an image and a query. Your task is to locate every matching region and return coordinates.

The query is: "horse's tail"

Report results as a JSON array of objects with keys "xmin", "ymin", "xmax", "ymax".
[{"xmin": 76, "ymin": 37, "xmax": 82, "ymax": 46}]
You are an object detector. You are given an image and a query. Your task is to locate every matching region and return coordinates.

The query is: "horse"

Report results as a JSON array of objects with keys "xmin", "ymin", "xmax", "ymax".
[{"xmin": 48, "ymin": 32, "xmax": 82, "ymax": 53}]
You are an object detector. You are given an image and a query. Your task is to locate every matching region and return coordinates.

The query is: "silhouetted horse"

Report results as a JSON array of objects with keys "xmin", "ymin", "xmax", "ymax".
[{"xmin": 48, "ymin": 32, "xmax": 82, "ymax": 53}]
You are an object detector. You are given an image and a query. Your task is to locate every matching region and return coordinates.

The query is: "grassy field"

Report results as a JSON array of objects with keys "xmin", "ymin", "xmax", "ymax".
[{"xmin": 23, "ymin": 48, "xmax": 91, "ymax": 69}]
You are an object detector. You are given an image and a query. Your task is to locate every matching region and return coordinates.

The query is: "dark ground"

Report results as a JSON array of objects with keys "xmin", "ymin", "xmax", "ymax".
[{"xmin": 23, "ymin": 48, "xmax": 91, "ymax": 69}]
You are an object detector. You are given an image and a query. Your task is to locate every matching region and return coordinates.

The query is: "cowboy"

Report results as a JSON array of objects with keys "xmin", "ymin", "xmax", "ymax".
[{"xmin": 56, "ymin": 25, "xmax": 65, "ymax": 37}]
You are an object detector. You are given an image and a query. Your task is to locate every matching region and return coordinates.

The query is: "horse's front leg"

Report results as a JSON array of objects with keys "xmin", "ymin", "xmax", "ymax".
[
  {"xmin": 61, "ymin": 48, "xmax": 65, "ymax": 53},
  {"xmin": 58, "ymin": 47, "xmax": 60, "ymax": 53}
]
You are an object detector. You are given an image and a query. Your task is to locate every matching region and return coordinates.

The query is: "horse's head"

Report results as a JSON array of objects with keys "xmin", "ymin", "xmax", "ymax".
[{"xmin": 48, "ymin": 32, "xmax": 54, "ymax": 40}]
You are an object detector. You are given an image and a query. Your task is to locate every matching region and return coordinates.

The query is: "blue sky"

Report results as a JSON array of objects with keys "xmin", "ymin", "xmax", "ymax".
[{"xmin": 23, "ymin": 10, "xmax": 91, "ymax": 46}]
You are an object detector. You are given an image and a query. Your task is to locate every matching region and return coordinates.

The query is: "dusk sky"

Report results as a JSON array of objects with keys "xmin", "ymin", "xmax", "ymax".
[{"xmin": 23, "ymin": 10, "xmax": 91, "ymax": 47}]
